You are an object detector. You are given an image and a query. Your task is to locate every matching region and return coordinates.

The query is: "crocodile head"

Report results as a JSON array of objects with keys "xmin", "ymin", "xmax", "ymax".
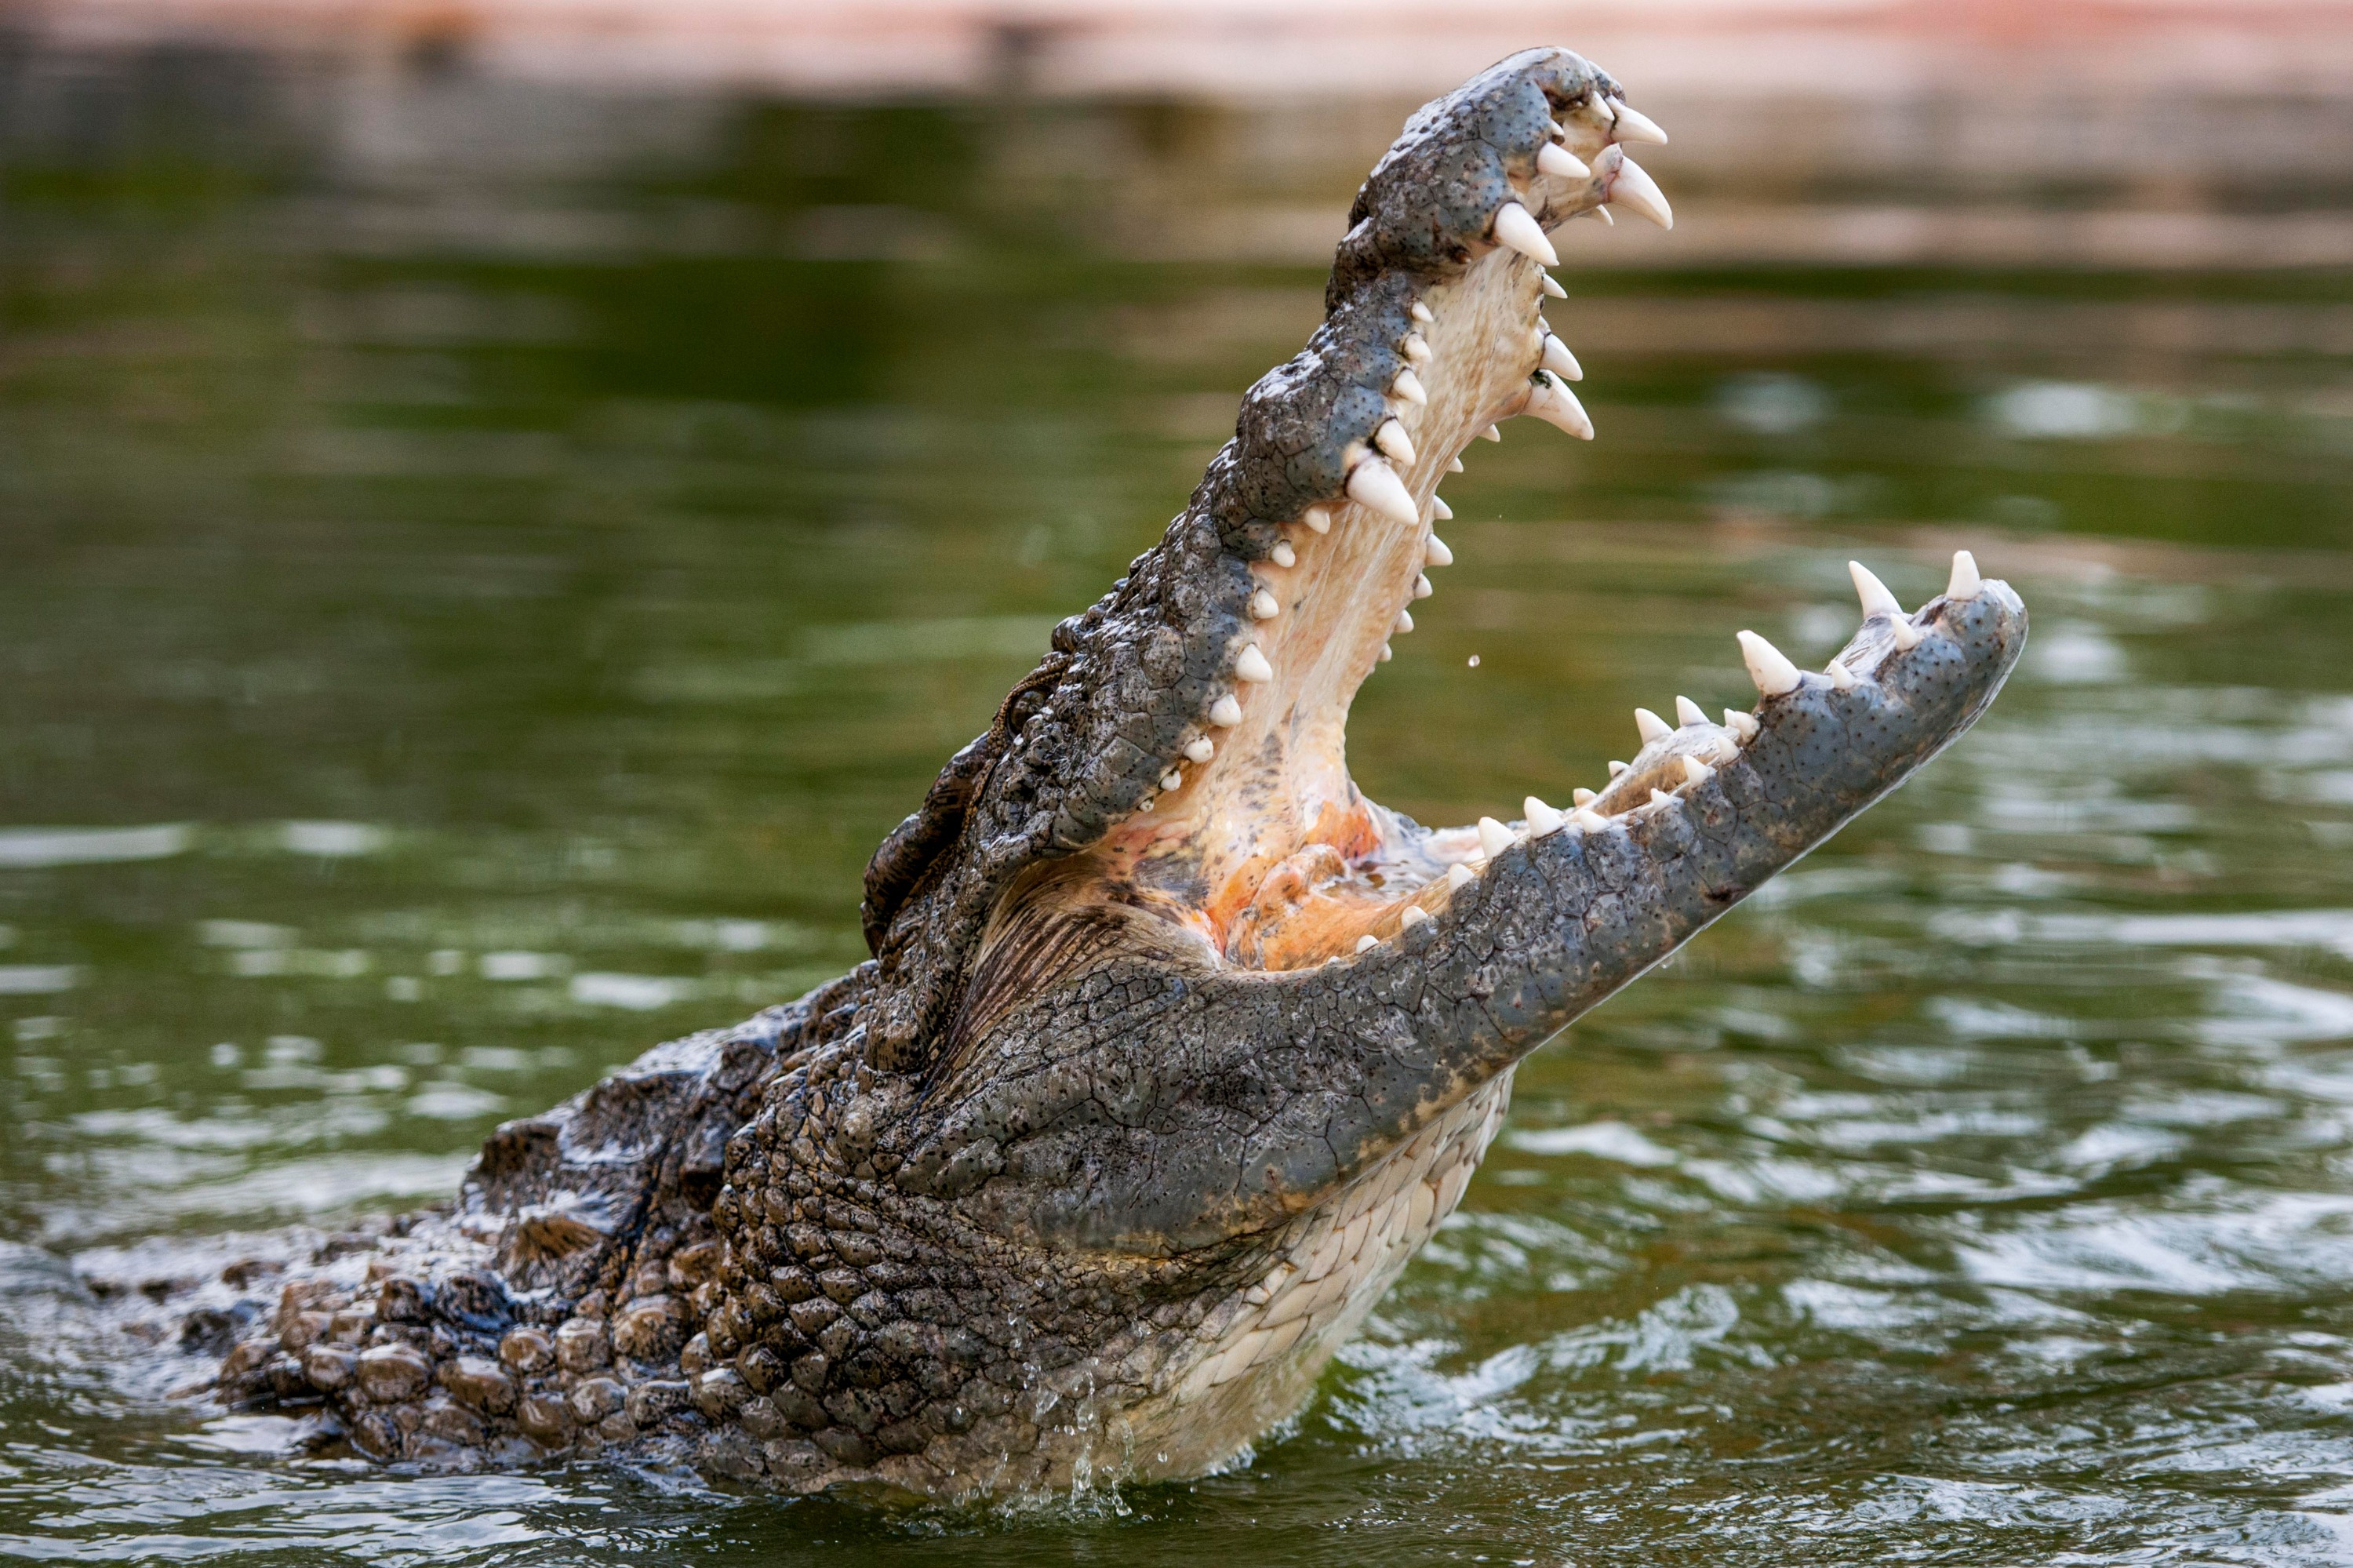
[
  {"xmin": 747, "ymin": 44, "xmax": 2026, "ymax": 1487},
  {"xmin": 200, "ymin": 45, "xmax": 2024, "ymax": 1498}
]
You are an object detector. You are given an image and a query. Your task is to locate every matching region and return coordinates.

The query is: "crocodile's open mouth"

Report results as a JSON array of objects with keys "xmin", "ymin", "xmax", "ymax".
[{"xmin": 860, "ymin": 46, "xmax": 2024, "ymax": 1257}]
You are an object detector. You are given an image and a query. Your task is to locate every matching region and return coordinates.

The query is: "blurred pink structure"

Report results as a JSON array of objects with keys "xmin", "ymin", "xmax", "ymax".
[
  {"xmin": 20, "ymin": 0, "xmax": 2353, "ymax": 266},
  {"xmin": 26, "ymin": 0, "xmax": 2353, "ymax": 98}
]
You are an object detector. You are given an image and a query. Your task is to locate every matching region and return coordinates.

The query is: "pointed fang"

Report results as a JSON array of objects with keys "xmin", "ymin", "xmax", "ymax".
[
  {"xmin": 1536, "ymin": 142, "xmax": 1590, "ymax": 180},
  {"xmin": 1477, "ymin": 817, "xmax": 1515, "ymax": 860},
  {"xmin": 1948, "ymin": 549, "xmax": 1982, "ymax": 601},
  {"xmin": 1346, "ymin": 456, "xmax": 1420, "ymax": 525},
  {"xmin": 1374, "ymin": 417, "xmax": 1417, "ymax": 465},
  {"xmin": 1608, "ymin": 156, "xmax": 1673, "ymax": 230},
  {"xmin": 1424, "ymin": 535, "xmax": 1453, "ymax": 567},
  {"xmin": 1249, "ymin": 588, "xmax": 1280, "ymax": 620},
  {"xmin": 1524, "ymin": 796, "xmax": 1564, "ymax": 836},
  {"xmin": 1395, "ymin": 609, "xmax": 1414, "ymax": 634},
  {"xmin": 1430, "ymin": 495, "xmax": 1453, "ymax": 521},
  {"xmin": 1409, "ymin": 300, "xmax": 1434, "ymax": 324},
  {"xmin": 1826, "ymin": 658, "xmax": 1857, "ymax": 691},
  {"xmin": 1606, "ymin": 760, "xmax": 1628, "ymax": 777},
  {"xmin": 1301, "ymin": 504, "xmax": 1333, "ymax": 535},
  {"xmin": 1682, "ymin": 755, "xmax": 1713, "ymax": 786},
  {"xmin": 1573, "ymin": 807, "xmax": 1611, "ymax": 831},
  {"xmin": 1402, "ymin": 333, "xmax": 1431, "ymax": 364},
  {"xmin": 1540, "ymin": 335, "xmax": 1583, "ymax": 382},
  {"xmin": 1526, "ymin": 373, "xmax": 1594, "ymax": 440},
  {"xmin": 1635, "ymin": 707, "xmax": 1672, "ymax": 744},
  {"xmin": 1737, "ymin": 630, "xmax": 1802, "ymax": 697},
  {"xmin": 1391, "ymin": 368, "xmax": 1427, "ymax": 406},
  {"xmin": 1209, "ymin": 694, "xmax": 1242, "ymax": 726},
  {"xmin": 1724, "ymin": 710, "xmax": 1759, "ymax": 744},
  {"xmin": 1849, "ymin": 559, "xmax": 1904, "ymax": 620},
  {"xmin": 1675, "ymin": 695, "xmax": 1707, "ymax": 726},
  {"xmin": 1606, "ymin": 99, "xmax": 1670, "ymax": 145},
  {"xmin": 1892, "ymin": 617, "xmax": 1921, "ymax": 651},
  {"xmin": 1491, "ymin": 200, "xmax": 1559, "ymax": 266},
  {"xmin": 1649, "ymin": 788, "xmax": 1676, "ymax": 808},
  {"xmin": 1447, "ymin": 456, "xmax": 1465, "ymax": 473},
  {"xmin": 1413, "ymin": 573, "xmax": 1433, "ymax": 600},
  {"xmin": 1481, "ymin": 424, "xmax": 1502, "ymax": 442},
  {"xmin": 1235, "ymin": 644, "xmax": 1274, "ymax": 683},
  {"xmin": 1541, "ymin": 272, "xmax": 1567, "ymax": 299},
  {"xmin": 1572, "ymin": 788, "xmax": 1598, "ymax": 806}
]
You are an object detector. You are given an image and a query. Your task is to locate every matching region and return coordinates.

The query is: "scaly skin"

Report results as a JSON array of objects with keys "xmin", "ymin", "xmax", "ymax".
[{"xmin": 176, "ymin": 47, "xmax": 2028, "ymax": 1498}]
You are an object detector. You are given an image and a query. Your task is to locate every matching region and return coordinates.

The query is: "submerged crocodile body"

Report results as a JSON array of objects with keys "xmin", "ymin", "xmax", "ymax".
[{"xmin": 177, "ymin": 47, "xmax": 2025, "ymax": 1498}]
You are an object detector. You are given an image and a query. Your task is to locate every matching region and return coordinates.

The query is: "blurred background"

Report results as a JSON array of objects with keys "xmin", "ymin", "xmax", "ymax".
[{"xmin": 9, "ymin": 1, "xmax": 2353, "ymax": 1562}]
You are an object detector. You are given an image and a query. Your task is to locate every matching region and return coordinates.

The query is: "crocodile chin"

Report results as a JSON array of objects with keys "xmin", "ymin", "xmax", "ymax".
[{"xmin": 183, "ymin": 46, "xmax": 2027, "ymax": 1502}]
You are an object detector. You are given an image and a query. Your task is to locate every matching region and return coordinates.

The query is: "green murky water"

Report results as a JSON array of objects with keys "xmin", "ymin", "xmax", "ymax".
[{"xmin": 9, "ymin": 54, "xmax": 2353, "ymax": 1565}]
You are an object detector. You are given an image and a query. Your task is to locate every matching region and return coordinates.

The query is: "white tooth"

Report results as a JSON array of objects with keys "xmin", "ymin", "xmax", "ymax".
[
  {"xmin": 1346, "ymin": 456, "xmax": 1420, "ymax": 525},
  {"xmin": 1491, "ymin": 201, "xmax": 1559, "ymax": 266},
  {"xmin": 1526, "ymin": 373, "xmax": 1594, "ymax": 440},
  {"xmin": 1892, "ymin": 617, "xmax": 1921, "ymax": 651},
  {"xmin": 1947, "ymin": 549, "xmax": 1982, "ymax": 600},
  {"xmin": 1826, "ymin": 659, "xmax": 1856, "ymax": 691},
  {"xmin": 1607, "ymin": 156, "xmax": 1673, "ymax": 230},
  {"xmin": 1635, "ymin": 707, "xmax": 1671, "ymax": 744},
  {"xmin": 1606, "ymin": 760, "xmax": 1627, "ymax": 777},
  {"xmin": 1395, "ymin": 609, "xmax": 1414, "ymax": 634},
  {"xmin": 1588, "ymin": 205, "xmax": 1615, "ymax": 226},
  {"xmin": 1355, "ymin": 933, "xmax": 1378, "ymax": 953},
  {"xmin": 1235, "ymin": 644, "xmax": 1274, "ymax": 683},
  {"xmin": 1184, "ymin": 737, "xmax": 1215, "ymax": 763},
  {"xmin": 1710, "ymin": 735, "xmax": 1740, "ymax": 763},
  {"xmin": 1447, "ymin": 456, "xmax": 1465, "ymax": 474},
  {"xmin": 1477, "ymin": 817, "xmax": 1515, "ymax": 859},
  {"xmin": 1536, "ymin": 142, "xmax": 1590, "ymax": 180},
  {"xmin": 1209, "ymin": 694, "xmax": 1242, "ymax": 726},
  {"xmin": 1649, "ymin": 788, "xmax": 1676, "ymax": 807},
  {"xmin": 1737, "ymin": 630, "xmax": 1802, "ymax": 697},
  {"xmin": 1546, "ymin": 118, "xmax": 1566, "ymax": 139},
  {"xmin": 1249, "ymin": 588, "xmax": 1280, "ymax": 620},
  {"xmin": 1540, "ymin": 272, "xmax": 1567, "ymax": 300},
  {"xmin": 1482, "ymin": 424, "xmax": 1502, "ymax": 442},
  {"xmin": 1413, "ymin": 573, "xmax": 1433, "ymax": 600},
  {"xmin": 1571, "ymin": 788, "xmax": 1597, "ymax": 806},
  {"xmin": 1430, "ymin": 495, "xmax": 1453, "ymax": 521},
  {"xmin": 1391, "ymin": 368, "xmax": 1427, "ymax": 406},
  {"xmin": 1591, "ymin": 94, "xmax": 1616, "ymax": 125},
  {"xmin": 1399, "ymin": 906, "xmax": 1430, "ymax": 930},
  {"xmin": 1301, "ymin": 504, "xmax": 1333, "ymax": 535},
  {"xmin": 1573, "ymin": 807, "xmax": 1611, "ymax": 831},
  {"xmin": 1161, "ymin": 769, "xmax": 1183, "ymax": 791},
  {"xmin": 1606, "ymin": 99, "xmax": 1669, "ymax": 145},
  {"xmin": 1446, "ymin": 863, "xmax": 1475, "ymax": 890},
  {"xmin": 1375, "ymin": 418, "xmax": 1417, "ymax": 466},
  {"xmin": 1139, "ymin": 796, "xmax": 1154, "ymax": 812},
  {"xmin": 1848, "ymin": 559, "xmax": 1904, "ymax": 620},
  {"xmin": 1409, "ymin": 300, "xmax": 1434, "ymax": 324},
  {"xmin": 1402, "ymin": 333, "xmax": 1431, "ymax": 364},
  {"xmin": 1270, "ymin": 540, "xmax": 1296, "ymax": 568},
  {"xmin": 1682, "ymin": 755, "xmax": 1713, "ymax": 786},
  {"xmin": 1524, "ymin": 796, "xmax": 1564, "ymax": 835},
  {"xmin": 1675, "ymin": 696, "xmax": 1706, "ymax": 726},
  {"xmin": 1379, "ymin": 642, "xmax": 1393, "ymax": 662},
  {"xmin": 1540, "ymin": 336, "xmax": 1583, "ymax": 381},
  {"xmin": 1723, "ymin": 710, "xmax": 1758, "ymax": 743},
  {"xmin": 1424, "ymin": 535, "xmax": 1453, "ymax": 567}
]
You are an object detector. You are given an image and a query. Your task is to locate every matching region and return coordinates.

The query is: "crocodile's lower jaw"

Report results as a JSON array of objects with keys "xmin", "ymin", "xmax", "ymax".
[{"xmin": 181, "ymin": 47, "xmax": 2025, "ymax": 1502}]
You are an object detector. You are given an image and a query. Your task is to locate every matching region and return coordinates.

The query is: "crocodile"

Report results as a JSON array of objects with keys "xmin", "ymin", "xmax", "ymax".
[{"xmin": 172, "ymin": 45, "xmax": 2026, "ymax": 1500}]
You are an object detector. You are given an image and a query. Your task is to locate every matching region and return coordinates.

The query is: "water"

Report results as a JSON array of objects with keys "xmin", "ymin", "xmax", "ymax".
[{"xmin": 8, "ymin": 50, "xmax": 2353, "ymax": 1564}]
